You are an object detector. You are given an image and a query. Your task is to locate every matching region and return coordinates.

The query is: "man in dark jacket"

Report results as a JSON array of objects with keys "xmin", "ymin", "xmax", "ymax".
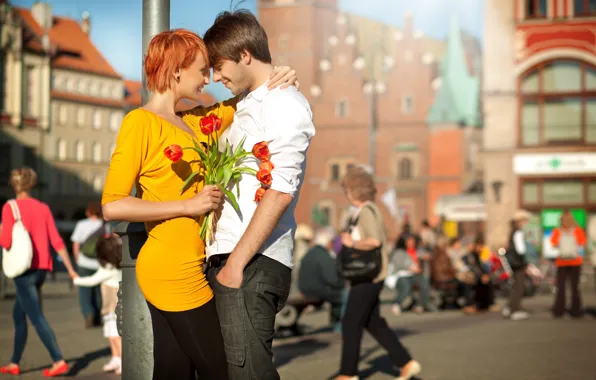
[{"xmin": 298, "ymin": 227, "xmax": 345, "ymax": 326}]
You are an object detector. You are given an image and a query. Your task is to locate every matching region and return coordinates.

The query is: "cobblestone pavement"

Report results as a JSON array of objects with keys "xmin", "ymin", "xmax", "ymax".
[{"xmin": 1, "ymin": 275, "xmax": 595, "ymax": 379}]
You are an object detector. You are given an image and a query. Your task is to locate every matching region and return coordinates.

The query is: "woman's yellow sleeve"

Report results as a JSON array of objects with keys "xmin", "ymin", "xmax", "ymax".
[{"xmin": 102, "ymin": 111, "xmax": 153, "ymax": 205}]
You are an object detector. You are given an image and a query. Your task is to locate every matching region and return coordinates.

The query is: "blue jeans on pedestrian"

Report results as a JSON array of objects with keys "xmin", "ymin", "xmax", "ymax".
[
  {"xmin": 11, "ymin": 270, "xmax": 63, "ymax": 364},
  {"xmin": 395, "ymin": 274, "xmax": 431, "ymax": 310},
  {"xmin": 77, "ymin": 266, "xmax": 102, "ymax": 323}
]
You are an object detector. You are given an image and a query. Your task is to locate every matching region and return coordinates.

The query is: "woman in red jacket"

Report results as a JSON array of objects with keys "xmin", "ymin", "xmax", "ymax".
[
  {"xmin": 550, "ymin": 211, "xmax": 587, "ymax": 318},
  {"xmin": 0, "ymin": 168, "xmax": 77, "ymax": 377}
]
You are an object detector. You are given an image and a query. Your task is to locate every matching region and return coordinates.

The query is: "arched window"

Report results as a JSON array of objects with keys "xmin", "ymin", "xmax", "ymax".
[
  {"xmin": 56, "ymin": 139, "xmax": 66, "ymax": 161},
  {"xmin": 519, "ymin": 59, "xmax": 596, "ymax": 146},
  {"xmin": 75, "ymin": 140, "xmax": 84, "ymax": 162},
  {"xmin": 398, "ymin": 158, "xmax": 413, "ymax": 180}
]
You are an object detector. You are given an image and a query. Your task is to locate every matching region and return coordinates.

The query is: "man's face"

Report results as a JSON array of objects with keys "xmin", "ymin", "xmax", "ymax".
[{"xmin": 212, "ymin": 59, "xmax": 250, "ymax": 95}]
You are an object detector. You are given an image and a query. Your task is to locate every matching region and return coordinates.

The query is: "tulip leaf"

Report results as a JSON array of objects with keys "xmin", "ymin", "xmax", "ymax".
[
  {"xmin": 216, "ymin": 166, "xmax": 225, "ymax": 183},
  {"xmin": 225, "ymin": 139, "xmax": 232, "ymax": 157},
  {"xmin": 183, "ymin": 147, "xmax": 208, "ymax": 163},
  {"xmin": 233, "ymin": 135, "xmax": 247, "ymax": 157},
  {"xmin": 224, "ymin": 189, "xmax": 240, "ymax": 213},
  {"xmin": 180, "ymin": 171, "xmax": 200, "ymax": 192},
  {"xmin": 223, "ymin": 165, "xmax": 233, "ymax": 188}
]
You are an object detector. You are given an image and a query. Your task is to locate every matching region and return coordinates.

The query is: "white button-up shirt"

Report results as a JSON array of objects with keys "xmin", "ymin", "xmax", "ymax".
[{"xmin": 206, "ymin": 83, "xmax": 315, "ymax": 268}]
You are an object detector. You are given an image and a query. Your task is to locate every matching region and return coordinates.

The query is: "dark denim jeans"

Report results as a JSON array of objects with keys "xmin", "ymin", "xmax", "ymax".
[
  {"xmin": 208, "ymin": 254, "xmax": 291, "ymax": 380},
  {"xmin": 77, "ymin": 266, "xmax": 102, "ymax": 323},
  {"xmin": 12, "ymin": 270, "xmax": 63, "ymax": 363},
  {"xmin": 395, "ymin": 274, "xmax": 431, "ymax": 310}
]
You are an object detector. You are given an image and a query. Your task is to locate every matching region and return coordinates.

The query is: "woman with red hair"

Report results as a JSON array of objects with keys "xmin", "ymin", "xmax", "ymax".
[{"xmin": 101, "ymin": 29, "xmax": 298, "ymax": 379}]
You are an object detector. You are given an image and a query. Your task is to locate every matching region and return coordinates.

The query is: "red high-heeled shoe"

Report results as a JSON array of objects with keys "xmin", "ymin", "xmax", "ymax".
[
  {"xmin": 0, "ymin": 364, "xmax": 20, "ymax": 375},
  {"xmin": 42, "ymin": 362, "xmax": 68, "ymax": 377}
]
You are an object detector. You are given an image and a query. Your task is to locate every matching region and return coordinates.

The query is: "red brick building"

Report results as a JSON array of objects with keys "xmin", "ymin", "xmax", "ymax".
[
  {"xmin": 483, "ymin": 0, "xmax": 596, "ymax": 249},
  {"xmin": 259, "ymin": 0, "xmax": 482, "ymax": 237}
]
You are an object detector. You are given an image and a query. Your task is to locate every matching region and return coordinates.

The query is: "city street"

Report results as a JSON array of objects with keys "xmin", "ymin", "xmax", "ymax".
[{"xmin": 1, "ymin": 276, "xmax": 595, "ymax": 380}]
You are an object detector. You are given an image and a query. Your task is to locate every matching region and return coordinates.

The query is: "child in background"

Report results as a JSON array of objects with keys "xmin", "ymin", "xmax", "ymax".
[{"xmin": 73, "ymin": 234, "xmax": 123, "ymax": 375}]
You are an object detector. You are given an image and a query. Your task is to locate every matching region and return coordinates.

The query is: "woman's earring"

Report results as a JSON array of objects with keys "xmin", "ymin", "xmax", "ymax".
[{"xmin": 175, "ymin": 76, "xmax": 180, "ymax": 83}]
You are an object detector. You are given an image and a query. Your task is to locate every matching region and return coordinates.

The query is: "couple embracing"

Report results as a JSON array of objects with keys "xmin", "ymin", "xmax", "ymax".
[{"xmin": 102, "ymin": 10, "xmax": 314, "ymax": 380}]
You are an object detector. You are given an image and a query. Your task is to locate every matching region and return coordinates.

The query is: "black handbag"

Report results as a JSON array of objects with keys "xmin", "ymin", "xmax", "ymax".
[{"xmin": 337, "ymin": 204, "xmax": 383, "ymax": 283}]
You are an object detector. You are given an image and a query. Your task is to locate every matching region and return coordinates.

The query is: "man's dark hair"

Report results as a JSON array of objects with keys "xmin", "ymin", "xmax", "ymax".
[{"xmin": 203, "ymin": 10, "xmax": 272, "ymax": 70}]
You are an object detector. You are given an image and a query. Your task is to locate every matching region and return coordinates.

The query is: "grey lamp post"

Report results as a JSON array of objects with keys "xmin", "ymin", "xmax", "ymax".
[{"xmin": 115, "ymin": 1, "xmax": 169, "ymax": 378}]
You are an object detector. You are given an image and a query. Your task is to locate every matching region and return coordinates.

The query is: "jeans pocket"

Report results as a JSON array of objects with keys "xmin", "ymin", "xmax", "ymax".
[
  {"xmin": 211, "ymin": 271, "xmax": 247, "ymax": 367},
  {"xmin": 251, "ymin": 282, "xmax": 290, "ymax": 335}
]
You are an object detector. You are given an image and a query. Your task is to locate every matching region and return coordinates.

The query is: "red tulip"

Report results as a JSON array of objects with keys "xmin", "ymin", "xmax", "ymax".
[
  {"xmin": 199, "ymin": 114, "xmax": 222, "ymax": 135},
  {"xmin": 254, "ymin": 187, "xmax": 266, "ymax": 202},
  {"xmin": 252, "ymin": 141, "xmax": 270, "ymax": 161},
  {"xmin": 256, "ymin": 168, "xmax": 272, "ymax": 186},
  {"xmin": 259, "ymin": 160, "xmax": 274, "ymax": 172},
  {"xmin": 164, "ymin": 144, "xmax": 183, "ymax": 163}
]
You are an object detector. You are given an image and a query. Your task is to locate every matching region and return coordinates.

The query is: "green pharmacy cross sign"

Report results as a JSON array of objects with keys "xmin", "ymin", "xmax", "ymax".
[{"xmin": 549, "ymin": 157, "xmax": 561, "ymax": 170}]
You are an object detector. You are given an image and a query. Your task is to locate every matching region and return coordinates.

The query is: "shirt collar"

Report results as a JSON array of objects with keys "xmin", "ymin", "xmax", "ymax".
[{"xmin": 242, "ymin": 80, "xmax": 270, "ymax": 103}]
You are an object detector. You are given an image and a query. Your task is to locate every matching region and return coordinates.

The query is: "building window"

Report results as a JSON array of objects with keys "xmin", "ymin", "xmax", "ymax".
[
  {"xmin": 330, "ymin": 163, "xmax": 340, "ymax": 181},
  {"xmin": 589, "ymin": 180, "xmax": 596, "ymax": 203},
  {"xmin": 336, "ymin": 99, "xmax": 348, "ymax": 118},
  {"xmin": 75, "ymin": 140, "xmax": 85, "ymax": 162},
  {"xmin": 52, "ymin": 74, "xmax": 64, "ymax": 90},
  {"xmin": 110, "ymin": 112, "xmax": 121, "ymax": 131},
  {"xmin": 66, "ymin": 78, "xmax": 75, "ymax": 92},
  {"xmin": 526, "ymin": 0, "xmax": 547, "ymax": 18},
  {"xmin": 398, "ymin": 158, "xmax": 413, "ymax": 180},
  {"xmin": 77, "ymin": 108, "xmax": 86, "ymax": 127},
  {"xmin": 519, "ymin": 60, "xmax": 596, "ymax": 146},
  {"xmin": 92, "ymin": 142, "xmax": 102, "ymax": 163},
  {"xmin": 522, "ymin": 182, "xmax": 539, "ymax": 204},
  {"xmin": 56, "ymin": 139, "xmax": 66, "ymax": 161},
  {"xmin": 543, "ymin": 180, "xmax": 584, "ymax": 205},
  {"xmin": 24, "ymin": 66, "xmax": 35, "ymax": 116},
  {"xmin": 58, "ymin": 104, "xmax": 68, "ymax": 125},
  {"xmin": 520, "ymin": 178, "xmax": 594, "ymax": 209},
  {"xmin": 402, "ymin": 95, "xmax": 414, "ymax": 114},
  {"xmin": 78, "ymin": 79, "xmax": 87, "ymax": 93},
  {"xmin": 112, "ymin": 86, "xmax": 121, "ymax": 99},
  {"xmin": 574, "ymin": 0, "xmax": 596, "ymax": 16},
  {"xmin": 102, "ymin": 84, "xmax": 110, "ymax": 97},
  {"xmin": 89, "ymin": 81, "xmax": 99, "ymax": 96},
  {"xmin": 92, "ymin": 110, "xmax": 101, "ymax": 129}
]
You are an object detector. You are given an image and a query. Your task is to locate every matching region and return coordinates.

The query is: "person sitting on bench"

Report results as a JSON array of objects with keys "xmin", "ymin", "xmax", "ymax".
[{"xmin": 298, "ymin": 227, "xmax": 346, "ymax": 329}]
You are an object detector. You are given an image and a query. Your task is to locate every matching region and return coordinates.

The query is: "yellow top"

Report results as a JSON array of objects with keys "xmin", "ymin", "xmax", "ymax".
[{"xmin": 102, "ymin": 98, "xmax": 237, "ymax": 312}]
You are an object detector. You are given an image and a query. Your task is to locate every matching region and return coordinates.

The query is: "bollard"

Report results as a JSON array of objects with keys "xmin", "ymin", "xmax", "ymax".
[{"xmin": 114, "ymin": 222, "xmax": 151, "ymax": 379}]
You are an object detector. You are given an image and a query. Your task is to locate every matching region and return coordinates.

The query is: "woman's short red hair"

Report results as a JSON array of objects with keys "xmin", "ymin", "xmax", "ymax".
[{"xmin": 144, "ymin": 29, "xmax": 209, "ymax": 93}]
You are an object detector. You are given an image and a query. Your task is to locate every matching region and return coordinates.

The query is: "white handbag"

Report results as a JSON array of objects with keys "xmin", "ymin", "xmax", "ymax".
[{"xmin": 2, "ymin": 200, "xmax": 33, "ymax": 278}]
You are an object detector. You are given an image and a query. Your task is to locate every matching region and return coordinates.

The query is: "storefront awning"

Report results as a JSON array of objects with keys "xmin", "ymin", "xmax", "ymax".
[{"xmin": 434, "ymin": 193, "xmax": 486, "ymax": 222}]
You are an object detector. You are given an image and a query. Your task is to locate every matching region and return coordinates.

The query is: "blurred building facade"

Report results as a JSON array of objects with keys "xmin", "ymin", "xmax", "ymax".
[
  {"xmin": 483, "ymin": 0, "xmax": 596, "ymax": 248},
  {"xmin": 259, "ymin": 0, "xmax": 482, "ymax": 236}
]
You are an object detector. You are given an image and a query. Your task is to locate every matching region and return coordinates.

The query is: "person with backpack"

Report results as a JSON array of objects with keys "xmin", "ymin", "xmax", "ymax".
[
  {"xmin": 0, "ymin": 167, "xmax": 77, "ymax": 377},
  {"xmin": 71, "ymin": 202, "xmax": 105, "ymax": 328},
  {"xmin": 73, "ymin": 233, "xmax": 123, "ymax": 375},
  {"xmin": 550, "ymin": 211, "xmax": 587, "ymax": 318}
]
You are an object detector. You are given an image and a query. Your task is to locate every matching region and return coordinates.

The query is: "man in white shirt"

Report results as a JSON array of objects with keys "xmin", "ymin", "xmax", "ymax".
[
  {"xmin": 71, "ymin": 202, "xmax": 104, "ymax": 328},
  {"xmin": 202, "ymin": 10, "xmax": 315, "ymax": 380}
]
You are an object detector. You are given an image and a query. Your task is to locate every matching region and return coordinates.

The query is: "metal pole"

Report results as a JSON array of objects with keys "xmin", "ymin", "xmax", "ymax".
[
  {"xmin": 115, "ymin": 1, "xmax": 169, "ymax": 379},
  {"xmin": 141, "ymin": 0, "xmax": 170, "ymax": 104}
]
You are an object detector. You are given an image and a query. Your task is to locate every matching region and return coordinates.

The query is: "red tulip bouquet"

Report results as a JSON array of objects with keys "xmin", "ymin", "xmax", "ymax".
[{"xmin": 163, "ymin": 113, "xmax": 273, "ymax": 244}]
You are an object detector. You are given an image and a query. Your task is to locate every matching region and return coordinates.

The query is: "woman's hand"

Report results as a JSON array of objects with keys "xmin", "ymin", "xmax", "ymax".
[
  {"xmin": 340, "ymin": 232, "xmax": 353, "ymax": 248},
  {"xmin": 268, "ymin": 66, "xmax": 299, "ymax": 91},
  {"xmin": 183, "ymin": 185, "xmax": 223, "ymax": 216}
]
